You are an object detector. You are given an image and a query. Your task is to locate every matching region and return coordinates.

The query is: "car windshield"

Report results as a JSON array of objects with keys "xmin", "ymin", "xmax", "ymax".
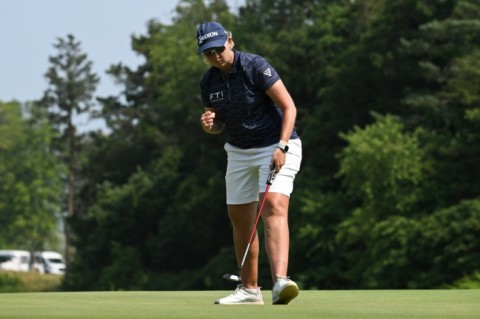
[
  {"xmin": 0, "ymin": 256, "xmax": 13, "ymax": 263},
  {"xmin": 48, "ymin": 258, "xmax": 64, "ymax": 264}
]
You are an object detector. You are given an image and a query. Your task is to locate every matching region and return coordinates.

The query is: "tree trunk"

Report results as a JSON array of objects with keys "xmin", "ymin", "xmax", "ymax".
[{"xmin": 64, "ymin": 116, "xmax": 75, "ymax": 269}]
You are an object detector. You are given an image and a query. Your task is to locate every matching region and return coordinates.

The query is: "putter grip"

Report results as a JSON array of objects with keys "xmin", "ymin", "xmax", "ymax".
[{"xmin": 267, "ymin": 167, "xmax": 276, "ymax": 185}]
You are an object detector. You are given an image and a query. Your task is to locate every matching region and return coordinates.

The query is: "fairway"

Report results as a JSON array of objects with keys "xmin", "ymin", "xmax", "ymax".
[{"xmin": 0, "ymin": 290, "xmax": 478, "ymax": 319}]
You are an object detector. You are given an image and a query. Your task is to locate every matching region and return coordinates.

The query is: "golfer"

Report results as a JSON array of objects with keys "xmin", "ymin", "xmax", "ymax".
[{"xmin": 198, "ymin": 21, "xmax": 302, "ymax": 305}]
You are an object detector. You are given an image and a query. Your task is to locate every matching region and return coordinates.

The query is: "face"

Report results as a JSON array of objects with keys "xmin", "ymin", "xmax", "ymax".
[
  {"xmin": 202, "ymin": 46, "xmax": 226, "ymax": 57},
  {"xmin": 202, "ymin": 38, "xmax": 233, "ymax": 70}
]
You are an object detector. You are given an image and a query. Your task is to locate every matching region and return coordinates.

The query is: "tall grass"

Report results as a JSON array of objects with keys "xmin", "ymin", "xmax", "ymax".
[{"xmin": 0, "ymin": 270, "xmax": 62, "ymax": 292}]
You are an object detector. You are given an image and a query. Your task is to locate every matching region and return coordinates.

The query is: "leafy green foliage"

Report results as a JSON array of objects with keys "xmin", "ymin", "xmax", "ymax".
[
  {"xmin": 449, "ymin": 272, "xmax": 480, "ymax": 289},
  {"xmin": 39, "ymin": 34, "xmax": 99, "ymax": 265},
  {"xmin": 3, "ymin": 0, "xmax": 480, "ymax": 291},
  {"xmin": 0, "ymin": 101, "xmax": 63, "ymax": 249},
  {"xmin": 42, "ymin": 34, "xmax": 99, "ymax": 134},
  {"xmin": 0, "ymin": 271, "xmax": 23, "ymax": 292},
  {"xmin": 334, "ymin": 198, "xmax": 480, "ymax": 288},
  {"xmin": 337, "ymin": 115, "xmax": 424, "ymax": 216},
  {"xmin": 0, "ymin": 271, "xmax": 63, "ymax": 292}
]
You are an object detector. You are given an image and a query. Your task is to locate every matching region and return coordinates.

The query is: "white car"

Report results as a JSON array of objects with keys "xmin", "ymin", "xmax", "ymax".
[
  {"xmin": 0, "ymin": 250, "xmax": 31, "ymax": 272},
  {"xmin": 33, "ymin": 251, "xmax": 66, "ymax": 275}
]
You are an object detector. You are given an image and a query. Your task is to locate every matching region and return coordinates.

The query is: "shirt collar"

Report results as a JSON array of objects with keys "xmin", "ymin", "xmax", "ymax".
[{"xmin": 229, "ymin": 50, "xmax": 240, "ymax": 73}]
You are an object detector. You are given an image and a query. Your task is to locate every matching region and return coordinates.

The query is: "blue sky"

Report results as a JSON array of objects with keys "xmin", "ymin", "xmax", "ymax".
[{"xmin": 0, "ymin": 0, "xmax": 244, "ymax": 103}]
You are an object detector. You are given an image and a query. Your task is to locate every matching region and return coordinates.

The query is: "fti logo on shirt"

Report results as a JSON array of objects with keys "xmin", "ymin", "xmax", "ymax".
[
  {"xmin": 210, "ymin": 91, "xmax": 224, "ymax": 102},
  {"xmin": 263, "ymin": 68, "xmax": 272, "ymax": 77}
]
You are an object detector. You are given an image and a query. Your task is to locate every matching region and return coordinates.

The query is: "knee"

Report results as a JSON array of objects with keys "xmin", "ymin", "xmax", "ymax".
[{"xmin": 263, "ymin": 193, "xmax": 289, "ymax": 218}]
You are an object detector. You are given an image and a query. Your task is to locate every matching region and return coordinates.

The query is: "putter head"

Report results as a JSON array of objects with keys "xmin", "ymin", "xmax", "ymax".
[{"xmin": 223, "ymin": 273, "xmax": 241, "ymax": 282}]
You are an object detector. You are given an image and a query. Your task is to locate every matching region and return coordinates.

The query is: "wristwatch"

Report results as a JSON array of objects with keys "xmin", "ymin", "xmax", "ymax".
[{"xmin": 277, "ymin": 142, "xmax": 289, "ymax": 153}]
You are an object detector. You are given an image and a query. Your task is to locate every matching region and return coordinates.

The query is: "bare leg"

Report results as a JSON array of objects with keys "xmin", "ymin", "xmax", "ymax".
[
  {"xmin": 228, "ymin": 202, "xmax": 260, "ymax": 289},
  {"xmin": 261, "ymin": 192, "xmax": 290, "ymax": 282}
]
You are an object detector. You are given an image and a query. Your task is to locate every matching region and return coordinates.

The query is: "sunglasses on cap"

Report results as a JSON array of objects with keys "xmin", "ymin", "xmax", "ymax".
[{"xmin": 202, "ymin": 46, "xmax": 226, "ymax": 57}]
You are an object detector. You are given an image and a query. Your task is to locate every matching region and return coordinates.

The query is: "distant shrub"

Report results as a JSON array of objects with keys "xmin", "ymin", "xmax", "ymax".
[
  {"xmin": 448, "ymin": 272, "xmax": 480, "ymax": 289},
  {"xmin": 0, "ymin": 271, "xmax": 23, "ymax": 292},
  {"xmin": 0, "ymin": 271, "xmax": 62, "ymax": 292}
]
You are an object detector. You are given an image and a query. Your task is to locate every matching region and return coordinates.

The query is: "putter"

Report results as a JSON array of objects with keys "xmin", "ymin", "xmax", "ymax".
[{"xmin": 223, "ymin": 164, "xmax": 277, "ymax": 282}]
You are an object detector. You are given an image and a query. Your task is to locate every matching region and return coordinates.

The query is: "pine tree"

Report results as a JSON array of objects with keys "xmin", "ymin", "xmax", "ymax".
[{"xmin": 41, "ymin": 34, "xmax": 99, "ymax": 266}]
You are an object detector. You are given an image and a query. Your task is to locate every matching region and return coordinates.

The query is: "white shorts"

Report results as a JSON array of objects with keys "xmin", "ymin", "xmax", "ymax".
[{"xmin": 224, "ymin": 139, "xmax": 302, "ymax": 205}]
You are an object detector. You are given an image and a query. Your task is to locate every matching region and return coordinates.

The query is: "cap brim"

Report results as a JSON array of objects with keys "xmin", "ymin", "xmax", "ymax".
[{"xmin": 197, "ymin": 37, "xmax": 227, "ymax": 54}]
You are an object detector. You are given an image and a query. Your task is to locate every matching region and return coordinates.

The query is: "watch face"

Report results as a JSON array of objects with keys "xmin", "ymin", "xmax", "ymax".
[{"xmin": 278, "ymin": 144, "xmax": 288, "ymax": 153}]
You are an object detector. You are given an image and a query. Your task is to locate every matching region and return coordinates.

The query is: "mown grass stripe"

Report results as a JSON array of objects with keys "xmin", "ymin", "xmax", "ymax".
[{"xmin": 0, "ymin": 290, "xmax": 478, "ymax": 319}]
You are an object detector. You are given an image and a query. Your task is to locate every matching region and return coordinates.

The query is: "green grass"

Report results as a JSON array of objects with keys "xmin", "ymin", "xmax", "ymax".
[{"xmin": 0, "ymin": 290, "xmax": 479, "ymax": 319}]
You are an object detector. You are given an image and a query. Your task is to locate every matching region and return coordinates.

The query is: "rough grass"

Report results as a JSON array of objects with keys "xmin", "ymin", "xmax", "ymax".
[
  {"xmin": 0, "ymin": 290, "xmax": 479, "ymax": 319},
  {"xmin": 0, "ymin": 270, "xmax": 62, "ymax": 292}
]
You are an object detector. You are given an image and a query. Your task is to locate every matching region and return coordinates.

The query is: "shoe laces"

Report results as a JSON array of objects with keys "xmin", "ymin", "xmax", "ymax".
[
  {"xmin": 232, "ymin": 285, "xmax": 243, "ymax": 295},
  {"xmin": 231, "ymin": 285, "xmax": 249, "ymax": 296}
]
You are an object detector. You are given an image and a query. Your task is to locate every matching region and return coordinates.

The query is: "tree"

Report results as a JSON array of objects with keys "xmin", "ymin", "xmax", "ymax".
[
  {"xmin": 291, "ymin": 0, "xmax": 480, "ymax": 289},
  {"xmin": 66, "ymin": 0, "xmax": 235, "ymax": 290},
  {"xmin": 0, "ymin": 100, "xmax": 63, "ymax": 250},
  {"xmin": 333, "ymin": 116, "xmax": 425, "ymax": 287},
  {"xmin": 63, "ymin": 0, "xmax": 480, "ymax": 290},
  {"xmin": 337, "ymin": 115, "xmax": 424, "ymax": 217},
  {"xmin": 0, "ymin": 101, "xmax": 24, "ymax": 248},
  {"xmin": 399, "ymin": 0, "xmax": 480, "ymax": 207},
  {"xmin": 40, "ymin": 34, "xmax": 99, "ymax": 265}
]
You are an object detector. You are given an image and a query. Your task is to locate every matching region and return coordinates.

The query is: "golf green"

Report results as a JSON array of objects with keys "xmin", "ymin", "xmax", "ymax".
[{"xmin": 0, "ymin": 290, "xmax": 478, "ymax": 319}]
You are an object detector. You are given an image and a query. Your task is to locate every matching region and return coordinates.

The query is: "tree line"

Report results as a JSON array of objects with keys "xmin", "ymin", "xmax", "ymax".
[{"xmin": 1, "ymin": 0, "xmax": 479, "ymax": 290}]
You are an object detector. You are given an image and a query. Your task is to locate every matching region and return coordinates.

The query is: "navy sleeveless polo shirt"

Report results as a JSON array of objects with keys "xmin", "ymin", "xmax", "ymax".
[{"xmin": 200, "ymin": 50, "xmax": 299, "ymax": 149}]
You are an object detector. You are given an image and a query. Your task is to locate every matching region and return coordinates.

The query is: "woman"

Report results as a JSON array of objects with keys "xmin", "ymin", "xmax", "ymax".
[{"xmin": 198, "ymin": 21, "xmax": 302, "ymax": 305}]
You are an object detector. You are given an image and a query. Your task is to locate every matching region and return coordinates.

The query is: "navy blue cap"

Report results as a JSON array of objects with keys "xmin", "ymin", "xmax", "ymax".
[{"xmin": 197, "ymin": 22, "xmax": 228, "ymax": 54}]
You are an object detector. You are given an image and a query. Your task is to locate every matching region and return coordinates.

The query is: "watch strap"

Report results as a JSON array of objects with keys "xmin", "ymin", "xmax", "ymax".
[{"xmin": 277, "ymin": 142, "xmax": 289, "ymax": 153}]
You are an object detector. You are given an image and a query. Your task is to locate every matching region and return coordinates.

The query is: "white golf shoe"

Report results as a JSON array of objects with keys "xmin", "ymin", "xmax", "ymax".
[
  {"xmin": 272, "ymin": 277, "xmax": 299, "ymax": 305},
  {"xmin": 214, "ymin": 285, "xmax": 264, "ymax": 305}
]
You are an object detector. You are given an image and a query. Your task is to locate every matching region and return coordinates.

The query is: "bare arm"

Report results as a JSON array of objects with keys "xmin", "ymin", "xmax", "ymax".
[{"xmin": 266, "ymin": 80, "xmax": 297, "ymax": 171}]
